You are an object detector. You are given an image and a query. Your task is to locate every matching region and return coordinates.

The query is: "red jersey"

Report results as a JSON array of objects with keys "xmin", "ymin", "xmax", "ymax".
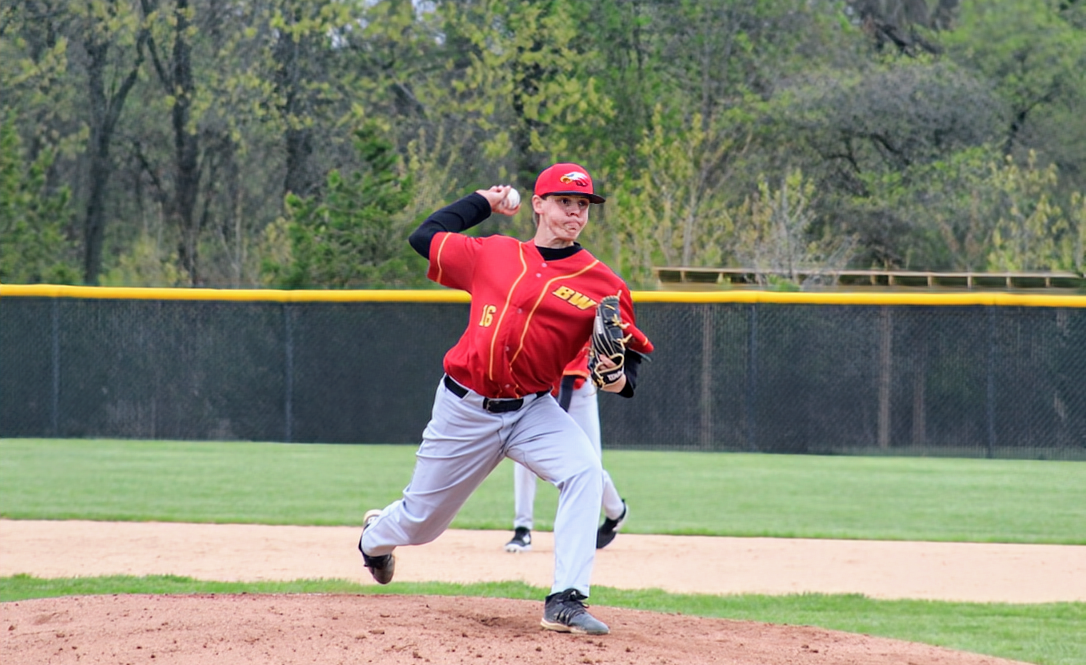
[
  {"xmin": 565, "ymin": 346, "xmax": 591, "ymax": 379},
  {"xmin": 429, "ymin": 232, "xmax": 653, "ymax": 399}
]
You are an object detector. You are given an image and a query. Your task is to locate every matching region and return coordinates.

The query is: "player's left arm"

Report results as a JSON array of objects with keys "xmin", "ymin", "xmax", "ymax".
[
  {"xmin": 616, "ymin": 290, "xmax": 653, "ymax": 352},
  {"xmin": 606, "ymin": 289, "xmax": 653, "ymax": 397},
  {"xmin": 595, "ymin": 349, "xmax": 647, "ymax": 396},
  {"xmin": 618, "ymin": 350, "xmax": 647, "ymax": 397}
]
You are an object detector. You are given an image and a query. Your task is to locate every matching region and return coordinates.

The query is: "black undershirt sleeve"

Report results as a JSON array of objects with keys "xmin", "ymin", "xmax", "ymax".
[
  {"xmin": 617, "ymin": 351, "xmax": 644, "ymax": 398},
  {"xmin": 408, "ymin": 193, "xmax": 493, "ymax": 259}
]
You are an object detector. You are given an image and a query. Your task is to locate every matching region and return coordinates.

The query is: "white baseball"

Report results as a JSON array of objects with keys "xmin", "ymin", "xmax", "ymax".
[{"xmin": 503, "ymin": 187, "xmax": 521, "ymax": 210}]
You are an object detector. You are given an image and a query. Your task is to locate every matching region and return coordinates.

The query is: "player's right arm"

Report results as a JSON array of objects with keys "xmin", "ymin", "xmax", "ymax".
[
  {"xmin": 408, "ymin": 186, "xmax": 518, "ymax": 259},
  {"xmin": 408, "ymin": 193, "xmax": 492, "ymax": 260}
]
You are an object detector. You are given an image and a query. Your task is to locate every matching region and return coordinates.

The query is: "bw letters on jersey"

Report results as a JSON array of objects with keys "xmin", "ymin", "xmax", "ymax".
[{"xmin": 552, "ymin": 286, "xmax": 597, "ymax": 310}]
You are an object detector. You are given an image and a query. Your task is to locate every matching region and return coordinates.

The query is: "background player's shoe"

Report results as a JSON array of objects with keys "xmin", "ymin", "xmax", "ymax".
[
  {"xmin": 504, "ymin": 527, "xmax": 532, "ymax": 553},
  {"xmin": 595, "ymin": 500, "xmax": 627, "ymax": 549},
  {"xmin": 358, "ymin": 509, "xmax": 395, "ymax": 584},
  {"xmin": 541, "ymin": 589, "xmax": 609, "ymax": 635}
]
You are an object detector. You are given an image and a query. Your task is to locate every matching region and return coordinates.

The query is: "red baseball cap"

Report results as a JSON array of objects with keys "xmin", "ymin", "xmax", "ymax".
[{"xmin": 533, "ymin": 163, "xmax": 605, "ymax": 204}]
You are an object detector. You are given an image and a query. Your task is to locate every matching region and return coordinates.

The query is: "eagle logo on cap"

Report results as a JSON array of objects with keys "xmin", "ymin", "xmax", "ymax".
[{"xmin": 559, "ymin": 171, "xmax": 590, "ymax": 187}]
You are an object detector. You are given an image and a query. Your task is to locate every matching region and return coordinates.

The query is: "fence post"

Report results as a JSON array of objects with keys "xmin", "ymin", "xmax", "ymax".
[
  {"xmin": 986, "ymin": 306, "xmax": 997, "ymax": 458},
  {"xmin": 51, "ymin": 299, "xmax": 60, "ymax": 437},
  {"xmin": 699, "ymin": 305, "xmax": 713, "ymax": 449},
  {"xmin": 878, "ymin": 306, "xmax": 892, "ymax": 449},
  {"xmin": 745, "ymin": 304, "xmax": 758, "ymax": 452},
  {"xmin": 912, "ymin": 331, "xmax": 927, "ymax": 447},
  {"xmin": 283, "ymin": 304, "xmax": 294, "ymax": 443}
]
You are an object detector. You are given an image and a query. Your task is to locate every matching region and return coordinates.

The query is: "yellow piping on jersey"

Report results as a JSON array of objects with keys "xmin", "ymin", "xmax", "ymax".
[
  {"xmin": 487, "ymin": 245, "xmax": 531, "ymax": 384},
  {"xmin": 433, "ymin": 233, "xmax": 455, "ymax": 286},
  {"xmin": 508, "ymin": 259, "xmax": 600, "ymax": 392}
]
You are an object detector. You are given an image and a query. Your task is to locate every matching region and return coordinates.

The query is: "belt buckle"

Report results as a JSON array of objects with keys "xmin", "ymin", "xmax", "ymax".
[{"xmin": 483, "ymin": 398, "xmax": 524, "ymax": 414}]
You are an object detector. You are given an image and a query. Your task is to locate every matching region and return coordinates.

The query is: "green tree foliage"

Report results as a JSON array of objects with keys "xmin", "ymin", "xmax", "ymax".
[
  {"xmin": 1071, "ymin": 191, "xmax": 1086, "ymax": 274},
  {"xmin": 943, "ymin": 0, "xmax": 1086, "ymax": 161},
  {"xmin": 731, "ymin": 170, "xmax": 856, "ymax": 290},
  {"xmin": 850, "ymin": 147, "xmax": 1086, "ymax": 273},
  {"xmin": 603, "ymin": 106, "xmax": 741, "ymax": 287},
  {"xmin": 0, "ymin": 114, "xmax": 79, "ymax": 284},
  {"xmin": 986, "ymin": 151, "xmax": 1076, "ymax": 272},
  {"xmin": 0, "ymin": 0, "xmax": 82, "ymax": 159},
  {"xmin": 782, "ymin": 57, "xmax": 1007, "ymax": 268},
  {"xmin": 432, "ymin": 0, "xmax": 614, "ymax": 187},
  {"xmin": 264, "ymin": 0, "xmax": 363, "ymax": 198},
  {"xmin": 851, "ymin": 147, "xmax": 997, "ymax": 270},
  {"xmin": 202, "ymin": 0, "xmax": 363, "ymax": 287},
  {"xmin": 2, "ymin": 0, "xmax": 1086, "ymax": 287},
  {"xmin": 262, "ymin": 125, "xmax": 423, "ymax": 288},
  {"xmin": 1, "ymin": 6, "xmax": 60, "ymax": 99},
  {"xmin": 99, "ymin": 231, "xmax": 182, "ymax": 287}
]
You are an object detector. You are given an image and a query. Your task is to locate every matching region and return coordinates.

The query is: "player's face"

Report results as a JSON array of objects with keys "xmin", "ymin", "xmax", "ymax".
[{"xmin": 534, "ymin": 195, "xmax": 590, "ymax": 246}]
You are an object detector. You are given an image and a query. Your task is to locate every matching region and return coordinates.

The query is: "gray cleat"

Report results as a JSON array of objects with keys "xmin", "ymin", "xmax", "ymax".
[
  {"xmin": 540, "ymin": 588, "xmax": 609, "ymax": 635},
  {"xmin": 358, "ymin": 509, "xmax": 395, "ymax": 584}
]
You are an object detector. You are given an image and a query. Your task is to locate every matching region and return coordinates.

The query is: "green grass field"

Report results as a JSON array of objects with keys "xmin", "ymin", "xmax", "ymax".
[{"xmin": 1, "ymin": 438, "xmax": 1084, "ymax": 664}]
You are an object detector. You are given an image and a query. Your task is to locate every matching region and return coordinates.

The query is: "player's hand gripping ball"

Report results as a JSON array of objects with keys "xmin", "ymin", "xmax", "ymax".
[
  {"xmin": 502, "ymin": 187, "xmax": 520, "ymax": 211},
  {"xmin": 588, "ymin": 295, "xmax": 632, "ymax": 389}
]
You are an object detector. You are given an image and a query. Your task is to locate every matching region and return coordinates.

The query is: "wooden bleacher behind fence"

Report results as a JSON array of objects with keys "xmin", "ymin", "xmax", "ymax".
[{"xmin": 653, "ymin": 267, "xmax": 1086, "ymax": 291}]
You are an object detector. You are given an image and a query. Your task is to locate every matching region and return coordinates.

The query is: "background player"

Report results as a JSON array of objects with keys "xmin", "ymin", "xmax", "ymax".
[
  {"xmin": 505, "ymin": 347, "xmax": 628, "ymax": 554},
  {"xmin": 357, "ymin": 162, "xmax": 653, "ymax": 636}
]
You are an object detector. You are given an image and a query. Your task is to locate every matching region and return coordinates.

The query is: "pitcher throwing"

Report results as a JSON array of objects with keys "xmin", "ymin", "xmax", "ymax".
[{"xmin": 357, "ymin": 162, "xmax": 653, "ymax": 635}]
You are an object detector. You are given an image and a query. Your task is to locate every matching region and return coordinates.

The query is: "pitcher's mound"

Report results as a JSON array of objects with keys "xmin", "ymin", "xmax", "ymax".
[{"xmin": 2, "ymin": 593, "xmax": 1029, "ymax": 665}]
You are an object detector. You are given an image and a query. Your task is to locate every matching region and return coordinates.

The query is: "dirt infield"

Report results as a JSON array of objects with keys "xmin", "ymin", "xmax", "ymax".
[{"xmin": 4, "ymin": 520, "xmax": 1084, "ymax": 664}]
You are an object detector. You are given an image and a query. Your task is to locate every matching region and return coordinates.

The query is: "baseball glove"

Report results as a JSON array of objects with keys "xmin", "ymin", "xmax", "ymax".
[{"xmin": 588, "ymin": 295, "xmax": 631, "ymax": 389}]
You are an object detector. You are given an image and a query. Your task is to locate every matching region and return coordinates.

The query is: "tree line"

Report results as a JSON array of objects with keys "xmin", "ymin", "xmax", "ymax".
[{"xmin": 2, "ymin": 0, "xmax": 1084, "ymax": 289}]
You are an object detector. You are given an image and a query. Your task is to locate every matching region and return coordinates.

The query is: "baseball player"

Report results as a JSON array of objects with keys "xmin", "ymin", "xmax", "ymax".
[
  {"xmin": 357, "ymin": 162, "xmax": 653, "ymax": 636},
  {"xmin": 505, "ymin": 347, "xmax": 628, "ymax": 554}
]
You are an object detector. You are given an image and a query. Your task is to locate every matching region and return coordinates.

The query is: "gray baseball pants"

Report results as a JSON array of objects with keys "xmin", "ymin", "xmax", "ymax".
[{"xmin": 360, "ymin": 376, "xmax": 603, "ymax": 597}]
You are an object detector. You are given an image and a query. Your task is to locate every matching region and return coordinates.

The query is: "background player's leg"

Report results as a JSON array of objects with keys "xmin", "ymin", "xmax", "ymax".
[
  {"xmin": 567, "ymin": 384, "xmax": 624, "ymax": 520},
  {"xmin": 513, "ymin": 462, "xmax": 537, "ymax": 530},
  {"xmin": 363, "ymin": 381, "xmax": 505, "ymax": 556},
  {"xmin": 508, "ymin": 397, "xmax": 602, "ymax": 597},
  {"xmin": 504, "ymin": 461, "xmax": 536, "ymax": 552}
]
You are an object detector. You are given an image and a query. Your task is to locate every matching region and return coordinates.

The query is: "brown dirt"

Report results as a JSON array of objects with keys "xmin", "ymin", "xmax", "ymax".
[{"xmin": 4, "ymin": 520, "xmax": 1084, "ymax": 665}]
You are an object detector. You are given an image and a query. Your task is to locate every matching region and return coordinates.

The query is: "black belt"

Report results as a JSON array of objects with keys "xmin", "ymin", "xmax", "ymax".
[{"xmin": 443, "ymin": 375, "xmax": 548, "ymax": 414}]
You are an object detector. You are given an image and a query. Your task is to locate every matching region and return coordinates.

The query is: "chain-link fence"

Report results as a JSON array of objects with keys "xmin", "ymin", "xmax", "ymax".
[
  {"xmin": 2, "ymin": 287, "xmax": 1083, "ymax": 459},
  {"xmin": 616, "ymin": 298, "xmax": 1085, "ymax": 458}
]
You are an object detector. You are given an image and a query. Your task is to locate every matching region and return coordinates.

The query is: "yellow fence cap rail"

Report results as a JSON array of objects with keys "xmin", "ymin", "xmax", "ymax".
[
  {"xmin": 0, "ymin": 284, "xmax": 471, "ymax": 303},
  {"xmin": 632, "ymin": 290, "xmax": 1086, "ymax": 307},
  {"xmin": 3, "ymin": 284, "xmax": 1085, "ymax": 307}
]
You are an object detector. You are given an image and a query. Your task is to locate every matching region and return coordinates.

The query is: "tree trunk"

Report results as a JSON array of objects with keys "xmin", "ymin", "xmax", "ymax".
[
  {"xmin": 80, "ymin": 17, "xmax": 145, "ymax": 285},
  {"xmin": 82, "ymin": 41, "xmax": 110, "ymax": 285},
  {"xmin": 170, "ymin": 0, "xmax": 201, "ymax": 285}
]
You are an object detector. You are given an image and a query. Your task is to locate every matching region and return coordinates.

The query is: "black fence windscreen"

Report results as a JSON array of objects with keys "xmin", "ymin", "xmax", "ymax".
[{"xmin": 2, "ymin": 294, "xmax": 1083, "ymax": 459}]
